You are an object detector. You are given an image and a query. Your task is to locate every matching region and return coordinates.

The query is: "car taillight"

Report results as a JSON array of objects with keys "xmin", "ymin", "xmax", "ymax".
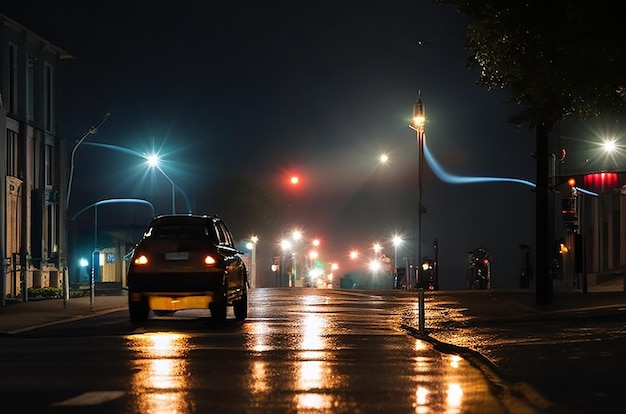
[
  {"xmin": 134, "ymin": 254, "xmax": 149, "ymax": 265},
  {"xmin": 204, "ymin": 255, "xmax": 216, "ymax": 266}
]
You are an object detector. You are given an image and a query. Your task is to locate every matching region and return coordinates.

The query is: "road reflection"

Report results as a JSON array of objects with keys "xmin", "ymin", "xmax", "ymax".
[
  {"xmin": 126, "ymin": 332, "xmax": 192, "ymax": 413},
  {"xmin": 296, "ymin": 298, "xmax": 339, "ymax": 411},
  {"xmin": 116, "ymin": 290, "xmax": 504, "ymax": 412},
  {"xmin": 412, "ymin": 337, "xmax": 479, "ymax": 413}
]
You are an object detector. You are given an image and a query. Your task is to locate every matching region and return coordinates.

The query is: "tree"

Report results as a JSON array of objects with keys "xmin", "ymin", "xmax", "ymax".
[{"xmin": 438, "ymin": 0, "xmax": 626, "ymax": 303}]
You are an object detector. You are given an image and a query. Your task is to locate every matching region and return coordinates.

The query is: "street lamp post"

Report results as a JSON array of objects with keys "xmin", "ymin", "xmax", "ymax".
[
  {"xmin": 392, "ymin": 235, "xmax": 403, "ymax": 288},
  {"xmin": 280, "ymin": 239, "xmax": 292, "ymax": 287},
  {"xmin": 146, "ymin": 154, "xmax": 178, "ymax": 214},
  {"xmin": 64, "ymin": 112, "xmax": 110, "ymax": 307},
  {"xmin": 246, "ymin": 236, "xmax": 258, "ymax": 289},
  {"xmin": 66, "ymin": 112, "xmax": 111, "ymax": 212},
  {"xmin": 409, "ymin": 91, "xmax": 426, "ymax": 288}
]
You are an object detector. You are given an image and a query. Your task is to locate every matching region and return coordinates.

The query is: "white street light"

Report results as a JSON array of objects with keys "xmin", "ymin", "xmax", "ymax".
[{"xmin": 373, "ymin": 242, "xmax": 382, "ymax": 257}]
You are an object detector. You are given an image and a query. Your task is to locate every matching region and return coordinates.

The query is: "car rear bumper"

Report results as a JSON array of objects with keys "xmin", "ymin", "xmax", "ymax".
[
  {"xmin": 146, "ymin": 294, "xmax": 213, "ymax": 311},
  {"xmin": 127, "ymin": 272, "xmax": 227, "ymax": 308}
]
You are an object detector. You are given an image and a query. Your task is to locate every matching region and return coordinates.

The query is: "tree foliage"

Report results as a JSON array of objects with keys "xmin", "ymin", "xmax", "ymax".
[
  {"xmin": 439, "ymin": 0, "xmax": 626, "ymax": 128},
  {"xmin": 438, "ymin": 0, "xmax": 626, "ymax": 303}
]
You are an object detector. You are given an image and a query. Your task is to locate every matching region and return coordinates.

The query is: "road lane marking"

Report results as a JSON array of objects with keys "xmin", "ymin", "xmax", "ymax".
[{"xmin": 52, "ymin": 391, "xmax": 125, "ymax": 406}]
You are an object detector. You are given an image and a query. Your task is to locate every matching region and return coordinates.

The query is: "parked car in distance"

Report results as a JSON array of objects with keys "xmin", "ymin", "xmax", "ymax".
[{"xmin": 126, "ymin": 214, "xmax": 248, "ymax": 324}]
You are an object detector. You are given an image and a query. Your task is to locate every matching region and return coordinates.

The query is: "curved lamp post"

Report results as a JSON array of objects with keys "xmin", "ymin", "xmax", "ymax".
[
  {"xmin": 71, "ymin": 198, "xmax": 155, "ymax": 310},
  {"xmin": 66, "ymin": 112, "xmax": 111, "ymax": 212},
  {"xmin": 146, "ymin": 154, "xmax": 177, "ymax": 214}
]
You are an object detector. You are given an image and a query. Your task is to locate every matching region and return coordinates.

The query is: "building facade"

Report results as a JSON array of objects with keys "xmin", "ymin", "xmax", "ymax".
[
  {"xmin": 559, "ymin": 173, "xmax": 626, "ymax": 288},
  {"xmin": 1, "ymin": 13, "xmax": 73, "ymax": 302}
]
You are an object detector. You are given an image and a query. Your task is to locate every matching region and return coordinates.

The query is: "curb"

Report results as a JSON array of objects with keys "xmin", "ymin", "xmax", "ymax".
[{"xmin": 401, "ymin": 323, "xmax": 553, "ymax": 414}]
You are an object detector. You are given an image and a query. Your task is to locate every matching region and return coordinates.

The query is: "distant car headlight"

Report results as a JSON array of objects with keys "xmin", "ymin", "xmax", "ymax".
[
  {"xmin": 204, "ymin": 255, "xmax": 216, "ymax": 266},
  {"xmin": 134, "ymin": 254, "xmax": 149, "ymax": 265}
]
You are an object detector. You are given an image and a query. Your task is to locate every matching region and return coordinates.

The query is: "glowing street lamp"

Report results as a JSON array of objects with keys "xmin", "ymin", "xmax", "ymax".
[
  {"xmin": 409, "ymin": 91, "xmax": 426, "ymax": 283},
  {"xmin": 373, "ymin": 242, "xmax": 382, "ymax": 258},
  {"xmin": 81, "ymin": 142, "xmax": 191, "ymax": 214},
  {"xmin": 292, "ymin": 229, "xmax": 303, "ymax": 242}
]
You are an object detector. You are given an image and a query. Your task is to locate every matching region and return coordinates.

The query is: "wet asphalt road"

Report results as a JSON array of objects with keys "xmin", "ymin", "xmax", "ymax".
[
  {"xmin": 0, "ymin": 288, "xmax": 525, "ymax": 413},
  {"xmin": 401, "ymin": 290, "xmax": 626, "ymax": 414}
]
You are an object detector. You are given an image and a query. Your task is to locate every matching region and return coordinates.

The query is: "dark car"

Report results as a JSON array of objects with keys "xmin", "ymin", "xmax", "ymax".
[{"xmin": 126, "ymin": 214, "xmax": 248, "ymax": 324}]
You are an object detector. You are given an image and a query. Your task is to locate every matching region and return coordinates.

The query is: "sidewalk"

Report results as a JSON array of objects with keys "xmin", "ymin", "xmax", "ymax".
[{"xmin": 0, "ymin": 293, "xmax": 128, "ymax": 335}]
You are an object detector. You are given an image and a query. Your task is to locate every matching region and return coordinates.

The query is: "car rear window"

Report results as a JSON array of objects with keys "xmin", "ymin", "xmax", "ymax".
[{"xmin": 151, "ymin": 225, "xmax": 210, "ymax": 238}]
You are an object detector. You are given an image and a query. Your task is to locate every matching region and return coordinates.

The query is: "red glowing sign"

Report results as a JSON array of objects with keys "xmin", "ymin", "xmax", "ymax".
[{"xmin": 583, "ymin": 172, "xmax": 619, "ymax": 192}]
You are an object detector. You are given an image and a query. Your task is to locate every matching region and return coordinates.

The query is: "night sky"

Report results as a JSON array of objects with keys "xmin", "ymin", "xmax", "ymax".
[{"xmin": 4, "ymin": 1, "xmax": 538, "ymax": 289}]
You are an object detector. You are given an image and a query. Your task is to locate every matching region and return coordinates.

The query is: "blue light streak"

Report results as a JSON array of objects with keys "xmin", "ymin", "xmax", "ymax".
[
  {"xmin": 422, "ymin": 137, "xmax": 598, "ymax": 197},
  {"xmin": 71, "ymin": 198, "xmax": 155, "ymax": 221},
  {"xmin": 423, "ymin": 137, "xmax": 536, "ymax": 188}
]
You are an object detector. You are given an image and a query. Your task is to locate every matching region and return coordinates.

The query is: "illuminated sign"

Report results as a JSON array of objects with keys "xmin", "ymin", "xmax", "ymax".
[{"xmin": 583, "ymin": 172, "xmax": 619, "ymax": 192}]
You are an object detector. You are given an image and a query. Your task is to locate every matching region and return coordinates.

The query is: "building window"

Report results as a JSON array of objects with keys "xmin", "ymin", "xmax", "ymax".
[
  {"xmin": 8, "ymin": 43, "xmax": 18, "ymax": 115},
  {"xmin": 6, "ymin": 129, "xmax": 19, "ymax": 177},
  {"xmin": 44, "ymin": 63, "xmax": 55, "ymax": 132},
  {"xmin": 46, "ymin": 203, "xmax": 58, "ymax": 263},
  {"xmin": 27, "ymin": 54, "xmax": 35, "ymax": 122},
  {"xmin": 45, "ymin": 143, "xmax": 53, "ymax": 186}
]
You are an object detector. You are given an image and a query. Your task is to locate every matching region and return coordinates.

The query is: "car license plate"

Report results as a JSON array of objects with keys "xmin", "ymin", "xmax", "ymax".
[{"xmin": 165, "ymin": 252, "xmax": 189, "ymax": 261}]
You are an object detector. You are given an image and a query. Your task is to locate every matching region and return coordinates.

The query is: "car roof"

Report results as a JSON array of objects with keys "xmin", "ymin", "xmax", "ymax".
[{"xmin": 149, "ymin": 214, "xmax": 220, "ymax": 225}]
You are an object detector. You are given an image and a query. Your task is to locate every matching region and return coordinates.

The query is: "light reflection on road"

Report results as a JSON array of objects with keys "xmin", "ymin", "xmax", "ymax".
[
  {"xmin": 126, "ymin": 332, "xmax": 192, "ymax": 413},
  {"xmin": 118, "ymin": 289, "xmax": 505, "ymax": 412},
  {"xmin": 297, "ymin": 297, "xmax": 336, "ymax": 411}
]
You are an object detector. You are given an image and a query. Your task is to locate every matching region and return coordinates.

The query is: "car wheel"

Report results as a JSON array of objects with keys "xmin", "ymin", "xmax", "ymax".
[
  {"xmin": 233, "ymin": 292, "xmax": 248, "ymax": 321},
  {"xmin": 129, "ymin": 295, "xmax": 149, "ymax": 325}
]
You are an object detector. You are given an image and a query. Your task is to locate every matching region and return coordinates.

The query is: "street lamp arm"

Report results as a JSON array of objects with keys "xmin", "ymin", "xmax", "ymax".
[
  {"xmin": 66, "ymin": 112, "xmax": 111, "ymax": 212},
  {"xmin": 70, "ymin": 198, "xmax": 155, "ymax": 221},
  {"xmin": 81, "ymin": 142, "xmax": 193, "ymax": 212}
]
